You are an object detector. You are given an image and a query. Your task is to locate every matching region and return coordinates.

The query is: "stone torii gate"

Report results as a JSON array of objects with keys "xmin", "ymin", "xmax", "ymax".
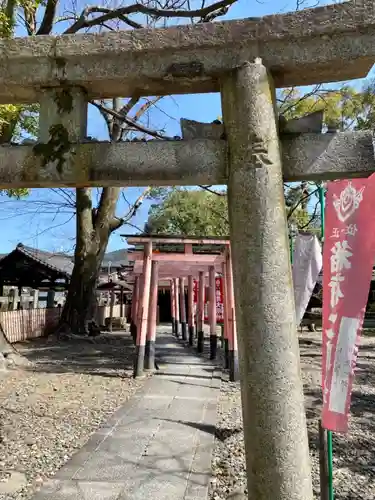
[{"xmin": 1, "ymin": 1, "xmax": 375, "ymax": 499}]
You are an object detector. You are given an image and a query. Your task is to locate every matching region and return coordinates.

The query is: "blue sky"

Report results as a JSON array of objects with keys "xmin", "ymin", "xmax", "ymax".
[{"xmin": 1, "ymin": 0, "xmax": 371, "ymax": 254}]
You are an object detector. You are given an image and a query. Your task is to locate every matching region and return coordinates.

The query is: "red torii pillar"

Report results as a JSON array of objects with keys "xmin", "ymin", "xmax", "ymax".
[
  {"xmin": 197, "ymin": 271, "xmax": 205, "ymax": 353},
  {"xmin": 226, "ymin": 249, "xmax": 239, "ymax": 381},
  {"xmin": 188, "ymin": 275, "xmax": 195, "ymax": 346},
  {"xmin": 222, "ymin": 261, "xmax": 230, "ymax": 369},
  {"xmin": 130, "ymin": 276, "xmax": 139, "ymax": 345},
  {"xmin": 134, "ymin": 241, "xmax": 152, "ymax": 378},
  {"xmin": 171, "ymin": 279, "xmax": 176, "ymax": 335},
  {"xmin": 180, "ymin": 277, "xmax": 187, "ymax": 341},
  {"xmin": 145, "ymin": 260, "xmax": 159, "ymax": 370},
  {"xmin": 209, "ymin": 265, "xmax": 217, "ymax": 360},
  {"xmin": 174, "ymin": 278, "xmax": 180, "ymax": 337}
]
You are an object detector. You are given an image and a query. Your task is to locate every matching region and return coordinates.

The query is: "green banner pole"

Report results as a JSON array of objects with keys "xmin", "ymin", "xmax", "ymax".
[
  {"xmin": 327, "ymin": 430, "xmax": 334, "ymax": 500},
  {"xmin": 290, "ymin": 233, "xmax": 294, "ymax": 264},
  {"xmin": 318, "ymin": 183, "xmax": 334, "ymax": 500},
  {"xmin": 319, "ymin": 186, "xmax": 325, "ymax": 241}
]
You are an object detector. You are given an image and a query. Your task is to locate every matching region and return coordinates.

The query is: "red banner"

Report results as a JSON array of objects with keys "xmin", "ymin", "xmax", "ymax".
[
  {"xmin": 193, "ymin": 280, "xmax": 198, "ymax": 303},
  {"xmin": 215, "ymin": 277, "xmax": 224, "ymax": 323},
  {"xmin": 193, "ymin": 277, "xmax": 224, "ymax": 324},
  {"xmin": 322, "ymin": 176, "xmax": 375, "ymax": 432}
]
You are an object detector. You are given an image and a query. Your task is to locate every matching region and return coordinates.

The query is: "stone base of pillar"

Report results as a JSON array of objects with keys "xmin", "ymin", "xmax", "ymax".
[
  {"xmin": 171, "ymin": 317, "xmax": 176, "ymax": 334},
  {"xmin": 224, "ymin": 338, "xmax": 229, "ymax": 369},
  {"xmin": 133, "ymin": 345, "xmax": 146, "ymax": 378},
  {"xmin": 175, "ymin": 321, "xmax": 180, "ymax": 338},
  {"xmin": 210, "ymin": 335, "xmax": 218, "ymax": 360},
  {"xmin": 130, "ymin": 322, "xmax": 137, "ymax": 345},
  {"xmin": 181, "ymin": 322, "xmax": 187, "ymax": 341},
  {"xmin": 144, "ymin": 340, "xmax": 156, "ymax": 370},
  {"xmin": 188, "ymin": 326, "xmax": 195, "ymax": 346},
  {"xmin": 197, "ymin": 330, "xmax": 204, "ymax": 353},
  {"xmin": 229, "ymin": 350, "xmax": 240, "ymax": 382}
]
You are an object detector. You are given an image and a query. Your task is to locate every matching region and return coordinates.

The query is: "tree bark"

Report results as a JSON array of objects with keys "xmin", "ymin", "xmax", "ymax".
[{"xmin": 59, "ymin": 187, "xmax": 120, "ymax": 336}]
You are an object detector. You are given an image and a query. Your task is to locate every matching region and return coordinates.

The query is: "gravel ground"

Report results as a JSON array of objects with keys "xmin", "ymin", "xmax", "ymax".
[
  {"xmin": 210, "ymin": 330, "xmax": 375, "ymax": 500},
  {"xmin": 0, "ymin": 332, "xmax": 144, "ymax": 500}
]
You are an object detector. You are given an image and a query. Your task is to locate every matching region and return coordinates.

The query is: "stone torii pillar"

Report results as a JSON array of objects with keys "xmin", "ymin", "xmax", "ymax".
[{"xmin": 221, "ymin": 60, "xmax": 313, "ymax": 500}]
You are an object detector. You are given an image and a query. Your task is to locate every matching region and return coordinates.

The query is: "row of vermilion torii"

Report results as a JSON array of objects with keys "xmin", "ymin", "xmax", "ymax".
[{"xmin": 128, "ymin": 241, "xmax": 238, "ymax": 381}]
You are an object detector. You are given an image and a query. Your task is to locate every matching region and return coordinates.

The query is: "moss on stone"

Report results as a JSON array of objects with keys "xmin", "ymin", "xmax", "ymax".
[
  {"xmin": 33, "ymin": 124, "xmax": 70, "ymax": 174},
  {"xmin": 54, "ymin": 88, "xmax": 73, "ymax": 114}
]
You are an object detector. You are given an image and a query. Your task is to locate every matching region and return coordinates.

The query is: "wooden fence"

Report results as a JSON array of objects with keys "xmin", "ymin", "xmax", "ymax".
[
  {"xmin": 0, "ymin": 308, "xmax": 62, "ymax": 343},
  {"xmin": 0, "ymin": 305, "xmax": 131, "ymax": 343}
]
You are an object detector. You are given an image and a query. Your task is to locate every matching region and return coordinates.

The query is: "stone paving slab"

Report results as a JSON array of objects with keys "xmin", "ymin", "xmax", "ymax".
[{"xmin": 32, "ymin": 330, "xmax": 220, "ymax": 500}]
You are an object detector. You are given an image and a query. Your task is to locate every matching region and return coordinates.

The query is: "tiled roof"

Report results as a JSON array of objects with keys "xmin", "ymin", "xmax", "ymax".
[{"xmin": 16, "ymin": 244, "xmax": 74, "ymax": 276}]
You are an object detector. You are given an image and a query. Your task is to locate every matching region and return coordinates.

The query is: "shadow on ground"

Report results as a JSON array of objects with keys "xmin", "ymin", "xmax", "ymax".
[
  {"xmin": 161, "ymin": 418, "xmax": 242, "ymax": 442},
  {"xmin": 14, "ymin": 332, "xmax": 137, "ymax": 377},
  {"xmin": 13, "ymin": 329, "xmax": 212, "ymax": 378}
]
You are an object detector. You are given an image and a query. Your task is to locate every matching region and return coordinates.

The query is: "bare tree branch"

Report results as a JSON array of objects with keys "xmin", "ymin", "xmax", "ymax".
[
  {"xmin": 64, "ymin": 0, "xmax": 238, "ymax": 34},
  {"xmin": 36, "ymin": 0, "xmax": 58, "ymax": 35},
  {"xmin": 125, "ymin": 220, "xmax": 144, "ymax": 232},
  {"xmin": 51, "ymin": 188, "xmax": 76, "ymax": 209},
  {"xmin": 199, "ymin": 185, "xmax": 226, "ymax": 196},
  {"xmin": 111, "ymin": 96, "xmax": 140, "ymax": 140},
  {"xmin": 28, "ymin": 213, "xmax": 76, "ymax": 240},
  {"xmin": 121, "ymin": 97, "xmax": 163, "ymax": 138},
  {"xmin": 91, "ymin": 101, "xmax": 173, "ymax": 140},
  {"xmin": 119, "ymin": 96, "xmax": 141, "ymax": 118},
  {"xmin": 280, "ymin": 84, "xmax": 322, "ymax": 116},
  {"xmin": 287, "ymin": 187, "xmax": 318, "ymax": 221},
  {"xmin": 111, "ymin": 187, "xmax": 153, "ymax": 231}
]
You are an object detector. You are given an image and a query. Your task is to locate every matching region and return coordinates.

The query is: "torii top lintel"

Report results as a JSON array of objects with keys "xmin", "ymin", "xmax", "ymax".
[
  {"xmin": 124, "ymin": 235, "xmax": 230, "ymax": 279},
  {"xmin": 0, "ymin": 0, "xmax": 374, "ymax": 104}
]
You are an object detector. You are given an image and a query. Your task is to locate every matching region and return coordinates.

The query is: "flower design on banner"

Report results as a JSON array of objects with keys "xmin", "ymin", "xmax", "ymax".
[{"xmin": 333, "ymin": 182, "xmax": 365, "ymax": 222}]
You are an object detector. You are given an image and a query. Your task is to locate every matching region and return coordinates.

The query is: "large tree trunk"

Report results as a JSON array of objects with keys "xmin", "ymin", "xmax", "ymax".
[
  {"xmin": 58, "ymin": 187, "xmax": 120, "ymax": 336},
  {"xmin": 59, "ymin": 248, "xmax": 106, "ymax": 336}
]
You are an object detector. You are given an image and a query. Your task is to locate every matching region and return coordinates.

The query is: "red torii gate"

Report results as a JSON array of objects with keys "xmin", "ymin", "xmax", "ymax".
[{"xmin": 123, "ymin": 235, "xmax": 238, "ymax": 381}]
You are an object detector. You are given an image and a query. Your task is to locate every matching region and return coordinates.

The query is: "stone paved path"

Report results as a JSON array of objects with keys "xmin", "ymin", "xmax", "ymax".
[{"xmin": 32, "ymin": 330, "xmax": 221, "ymax": 500}]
